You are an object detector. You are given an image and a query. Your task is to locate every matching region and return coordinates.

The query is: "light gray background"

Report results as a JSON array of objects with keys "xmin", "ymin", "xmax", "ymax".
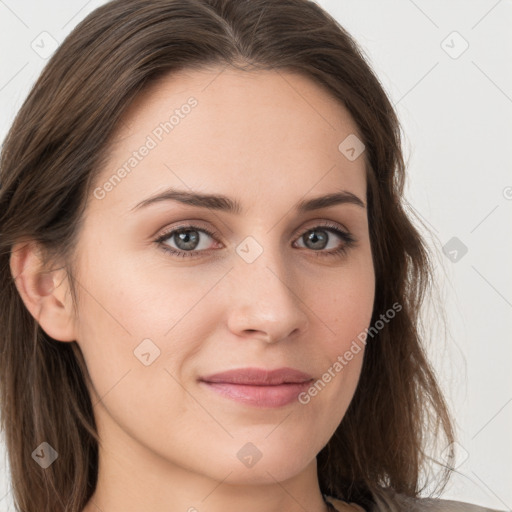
[{"xmin": 0, "ymin": 0, "xmax": 511, "ymax": 510}]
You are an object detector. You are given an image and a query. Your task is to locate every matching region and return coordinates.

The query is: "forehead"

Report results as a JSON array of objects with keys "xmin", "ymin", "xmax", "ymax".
[
  {"xmin": 120, "ymin": 66, "xmax": 361, "ymax": 138},
  {"xmin": 91, "ymin": 66, "xmax": 367, "ymax": 214}
]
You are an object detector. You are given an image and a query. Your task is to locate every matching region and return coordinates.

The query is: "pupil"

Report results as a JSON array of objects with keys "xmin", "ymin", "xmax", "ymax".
[
  {"xmin": 307, "ymin": 230, "xmax": 327, "ymax": 249},
  {"xmin": 176, "ymin": 229, "xmax": 199, "ymax": 250}
]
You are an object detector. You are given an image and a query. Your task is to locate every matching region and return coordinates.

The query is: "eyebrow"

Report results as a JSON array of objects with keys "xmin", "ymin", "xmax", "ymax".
[{"xmin": 130, "ymin": 187, "xmax": 366, "ymax": 214}]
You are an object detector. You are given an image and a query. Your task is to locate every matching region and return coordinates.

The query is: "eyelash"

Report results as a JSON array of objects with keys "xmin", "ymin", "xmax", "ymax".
[{"xmin": 154, "ymin": 221, "xmax": 357, "ymax": 259}]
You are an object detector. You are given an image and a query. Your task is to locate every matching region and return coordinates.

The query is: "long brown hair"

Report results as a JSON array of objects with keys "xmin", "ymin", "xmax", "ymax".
[{"xmin": 0, "ymin": 1, "xmax": 455, "ymax": 510}]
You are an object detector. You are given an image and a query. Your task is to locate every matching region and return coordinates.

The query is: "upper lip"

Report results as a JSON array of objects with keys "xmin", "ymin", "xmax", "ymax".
[{"xmin": 199, "ymin": 367, "xmax": 313, "ymax": 385}]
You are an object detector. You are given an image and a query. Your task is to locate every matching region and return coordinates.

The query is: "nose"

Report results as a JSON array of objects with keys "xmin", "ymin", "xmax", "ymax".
[{"xmin": 225, "ymin": 241, "xmax": 309, "ymax": 344}]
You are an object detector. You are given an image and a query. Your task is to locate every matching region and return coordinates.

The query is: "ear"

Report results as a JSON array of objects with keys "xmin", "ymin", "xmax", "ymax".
[{"xmin": 9, "ymin": 241, "xmax": 77, "ymax": 342}]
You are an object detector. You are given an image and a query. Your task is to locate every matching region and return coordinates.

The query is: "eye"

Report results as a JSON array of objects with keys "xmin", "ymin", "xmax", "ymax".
[
  {"xmin": 154, "ymin": 221, "xmax": 356, "ymax": 259},
  {"xmin": 292, "ymin": 222, "xmax": 356, "ymax": 258},
  {"xmin": 154, "ymin": 224, "xmax": 220, "ymax": 258}
]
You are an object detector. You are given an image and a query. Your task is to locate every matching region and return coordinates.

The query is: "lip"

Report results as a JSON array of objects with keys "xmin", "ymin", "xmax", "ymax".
[
  {"xmin": 198, "ymin": 367, "xmax": 314, "ymax": 408},
  {"xmin": 200, "ymin": 367, "xmax": 313, "ymax": 385}
]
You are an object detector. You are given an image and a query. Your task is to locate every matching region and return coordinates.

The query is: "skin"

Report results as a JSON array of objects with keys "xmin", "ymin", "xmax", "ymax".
[{"xmin": 11, "ymin": 67, "xmax": 374, "ymax": 512}]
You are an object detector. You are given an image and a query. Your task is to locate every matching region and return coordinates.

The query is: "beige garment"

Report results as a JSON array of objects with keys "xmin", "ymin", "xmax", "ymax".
[
  {"xmin": 324, "ymin": 495, "xmax": 506, "ymax": 512},
  {"xmin": 324, "ymin": 495, "xmax": 366, "ymax": 511}
]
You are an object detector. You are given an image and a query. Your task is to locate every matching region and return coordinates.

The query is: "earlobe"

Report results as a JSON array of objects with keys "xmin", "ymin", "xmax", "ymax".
[{"xmin": 9, "ymin": 241, "xmax": 77, "ymax": 342}]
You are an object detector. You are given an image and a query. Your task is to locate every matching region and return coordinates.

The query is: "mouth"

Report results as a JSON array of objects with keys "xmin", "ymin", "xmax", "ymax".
[{"xmin": 198, "ymin": 367, "xmax": 314, "ymax": 408}]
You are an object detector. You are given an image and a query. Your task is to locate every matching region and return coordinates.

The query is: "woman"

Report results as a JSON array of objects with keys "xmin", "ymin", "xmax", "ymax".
[{"xmin": 0, "ymin": 1, "xmax": 503, "ymax": 511}]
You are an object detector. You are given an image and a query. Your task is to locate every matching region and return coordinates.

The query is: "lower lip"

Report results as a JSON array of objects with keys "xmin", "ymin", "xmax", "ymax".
[{"xmin": 199, "ymin": 380, "xmax": 313, "ymax": 408}]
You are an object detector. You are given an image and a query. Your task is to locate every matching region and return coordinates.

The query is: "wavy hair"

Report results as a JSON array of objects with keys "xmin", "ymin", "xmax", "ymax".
[{"xmin": 0, "ymin": 1, "xmax": 455, "ymax": 510}]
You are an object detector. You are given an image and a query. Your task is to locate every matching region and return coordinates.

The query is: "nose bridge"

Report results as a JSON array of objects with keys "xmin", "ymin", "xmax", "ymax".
[
  {"xmin": 226, "ymin": 233, "xmax": 308, "ymax": 340},
  {"xmin": 235, "ymin": 232, "xmax": 292, "ymax": 296}
]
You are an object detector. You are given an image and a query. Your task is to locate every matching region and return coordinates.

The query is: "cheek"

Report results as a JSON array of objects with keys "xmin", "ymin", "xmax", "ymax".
[
  {"xmin": 302, "ymin": 252, "xmax": 374, "ymax": 407},
  {"xmin": 72, "ymin": 239, "xmax": 228, "ymax": 408},
  {"xmin": 309, "ymin": 252, "xmax": 375, "ymax": 350},
  {"xmin": 72, "ymin": 254, "xmax": 201, "ymax": 443}
]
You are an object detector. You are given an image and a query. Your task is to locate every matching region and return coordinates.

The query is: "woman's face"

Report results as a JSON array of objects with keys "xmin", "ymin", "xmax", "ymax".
[{"xmin": 71, "ymin": 67, "xmax": 375, "ymax": 485}]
